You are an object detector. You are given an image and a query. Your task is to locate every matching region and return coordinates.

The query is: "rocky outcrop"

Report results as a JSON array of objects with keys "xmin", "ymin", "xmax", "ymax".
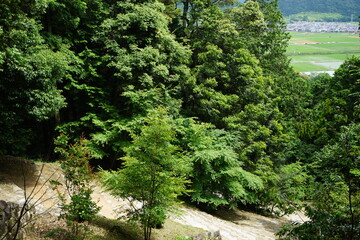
[
  {"xmin": 192, "ymin": 230, "xmax": 222, "ymax": 240},
  {"xmin": 0, "ymin": 200, "xmax": 34, "ymax": 240}
]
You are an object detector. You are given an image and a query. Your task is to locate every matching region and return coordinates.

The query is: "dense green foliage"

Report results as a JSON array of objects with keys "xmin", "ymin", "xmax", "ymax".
[
  {"xmin": 0, "ymin": 0, "xmax": 69, "ymax": 156},
  {"xmin": 1, "ymin": 0, "xmax": 359, "ymax": 239},
  {"xmin": 278, "ymin": 57, "xmax": 360, "ymax": 239},
  {"xmin": 184, "ymin": 123, "xmax": 264, "ymax": 209}
]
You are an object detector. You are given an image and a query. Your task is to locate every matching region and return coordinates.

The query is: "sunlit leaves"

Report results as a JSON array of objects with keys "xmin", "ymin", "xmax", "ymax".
[
  {"xmin": 101, "ymin": 107, "xmax": 189, "ymax": 240},
  {"xmin": 94, "ymin": 0, "xmax": 190, "ymax": 116},
  {"xmin": 183, "ymin": 123, "xmax": 264, "ymax": 208}
]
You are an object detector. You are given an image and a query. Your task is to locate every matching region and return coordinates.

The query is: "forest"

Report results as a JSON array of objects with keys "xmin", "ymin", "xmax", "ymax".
[
  {"xmin": 277, "ymin": 0, "xmax": 360, "ymax": 21},
  {"xmin": 0, "ymin": 0, "xmax": 359, "ymax": 239}
]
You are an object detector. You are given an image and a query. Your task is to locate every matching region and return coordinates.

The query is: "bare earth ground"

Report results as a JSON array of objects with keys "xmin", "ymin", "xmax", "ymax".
[
  {"xmin": 0, "ymin": 156, "xmax": 308, "ymax": 240},
  {"xmin": 290, "ymin": 40, "xmax": 318, "ymax": 44}
]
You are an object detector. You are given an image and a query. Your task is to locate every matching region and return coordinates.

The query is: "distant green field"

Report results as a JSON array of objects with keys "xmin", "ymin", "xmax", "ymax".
[
  {"xmin": 289, "ymin": 32, "xmax": 359, "ymax": 43},
  {"xmin": 287, "ymin": 43, "xmax": 359, "ymax": 53},
  {"xmin": 287, "ymin": 32, "xmax": 360, "ymax": 72},
  {"xmin": 290, "ymin": 53, "xmax": 360, "ymax": 62},
  {"xmin": 291, "ymin": 62, "xmax": 331, "ymax": 72}
]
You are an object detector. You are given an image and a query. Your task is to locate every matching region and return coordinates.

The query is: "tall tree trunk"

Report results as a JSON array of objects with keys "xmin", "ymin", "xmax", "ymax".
[
  {"xmin": 348, "ymin": 180, "xmax": 354, "ymax": 240},
  {"xmin": 182, "ymin": 0, "xmax": 189, "ymax": 28}
]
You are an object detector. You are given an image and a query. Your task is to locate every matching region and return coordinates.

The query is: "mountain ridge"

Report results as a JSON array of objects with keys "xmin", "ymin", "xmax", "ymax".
[{"xmin": 238, "ymin": 0, "xmax": 359, "ymax": 21}]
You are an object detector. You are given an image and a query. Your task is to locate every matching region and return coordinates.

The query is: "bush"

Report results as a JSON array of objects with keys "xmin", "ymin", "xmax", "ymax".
[{"xmin": 54, "ymin": 135, "xmax": 100, "ymax": 238}]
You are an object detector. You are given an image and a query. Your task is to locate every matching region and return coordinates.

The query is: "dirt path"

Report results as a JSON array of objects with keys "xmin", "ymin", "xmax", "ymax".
[
  {"xmin": 0, "ymin": 157, "xmax": 308, "ymax": 240},
  {"xmin": 0, "ymin": 157, "xmax": 126, "ymax": 219},
  {"xmin": 172, "ymin": 207, "xmax": 284, "ymax": 240}
]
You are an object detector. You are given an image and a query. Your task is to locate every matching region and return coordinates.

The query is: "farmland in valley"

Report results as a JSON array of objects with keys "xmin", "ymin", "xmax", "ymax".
[{"xmin": 286, "ymin": 32, "xmax": 360, "ymax": 72}]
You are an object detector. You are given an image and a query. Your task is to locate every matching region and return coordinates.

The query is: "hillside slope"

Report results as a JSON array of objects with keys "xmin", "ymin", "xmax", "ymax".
[
  {"xmin": 237, "ymin": 0, "xmax": 359, "ymax": 21},
  {"xmin": 0, "ymin": 156, "xmax": 307, "ymax": 240},
  {"xmin": 278, "ymin": 0, "xmax": 359, "ymax": 20}
]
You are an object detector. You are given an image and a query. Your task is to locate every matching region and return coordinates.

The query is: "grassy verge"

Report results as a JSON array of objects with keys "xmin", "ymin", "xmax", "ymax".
[
  {"xmin": 29, "ymin": 214, "xmax": 205, "ymax": 240},
  {"xmin": 90, "ymin": 216, "xmax": 205, "ymax": 240}
]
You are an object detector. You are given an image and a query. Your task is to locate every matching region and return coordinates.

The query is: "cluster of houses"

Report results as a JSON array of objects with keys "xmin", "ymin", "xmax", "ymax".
[{"xmin": 287, "ymin": 22, "xmax": 359, "ymax": 33}]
